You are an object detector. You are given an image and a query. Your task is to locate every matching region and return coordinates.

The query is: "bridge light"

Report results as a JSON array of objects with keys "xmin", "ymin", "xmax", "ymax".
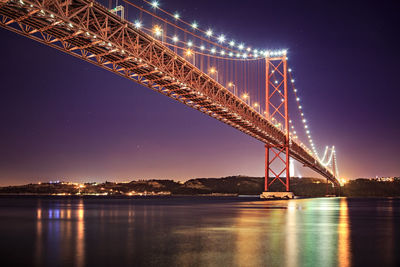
[
  {"xmin": 173, "ymin": 12, "xmax": 180, "ymax": 20},
  {"xmin": 228, "ymin": 82, "xmax": 234, "ymax": 87},
  {"xmin": 153, "ymin": 25, "xmax": 162, "ymax": 36},
  {"xmin": 185, "ymin": 49, "xmax": 193, "ymax": 56},
  {"xmin": 191, "ymin": 21, "xmax": 198, "ymax": 29},
  {"xmin": 238, "ymin": 43, "xmax": 244, "ymax": 50},
  {"xmin": 172, "ymin": 35, "xmax": 179, "ymax": 42},
  {"xmin": 209, "ymin": 67, "xmax": 217, "ymax": 74},
  {"xmin": 288, "ymin": 68, "xmax": 292, "ymax": 72},
  {"xmin": 236, "ymin": 53, "xmax": 241, "ymax": 57},
  {"xmin": 253, "ymin": 102, "xmax": 259, "ymax": 107},
  {"xmin": 229, "ymin": 52, "xmax": 233, "ymax": 57},
  {"xmin": 296, "ymin": 97, "xmax": 300, "ymax": 101},
  {"xmin": 206, "ymin": 29, "xmax": 213, "ymax": 37},
  {"xmin": 200, "ymin": 45, "xmax": 205, "ymax": 50},
  {"xmin": 242, "ymin": 53, "xmax": 247, "ymax": 58},
  {"xmin": 187, "ymin": 41, "xmax": 193, "ymax": 47},
  {"xmin": 151, "ymin": 1, "xmax": 159, "ymax": 8},
  {"xmin": 242, "ymin": 93, "xmax": 249, "ymax": 99},
  {"xmin": 220, "ymin": 50, "xmax": 225, "ymax": 55},
  {"xmin": 134, "ymin": 20, "xmax": 142, "ymax": 29},
  {"xmin": 274, "ymin": 80, "xmax": 278, "ymax": 84},
  {"xmin": 210, "ymin": 47, "xmax": 216, "ymax": 54},
  {"xmin": 217, "ymin": 34, "xmax": 226, "ymax": 43},
  {"xmin": 291, "ymin": 79, "xmax": 295, "ymax": 83},
  {"xmin": 229, "ymin": 40, "xmax": 235, "ymax": 47}
]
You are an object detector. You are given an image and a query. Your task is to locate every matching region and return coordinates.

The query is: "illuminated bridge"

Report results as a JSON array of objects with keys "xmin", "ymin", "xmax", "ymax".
[{"xmin": 0, "ymin": 0, "xmax": 341, "ymax": 193}]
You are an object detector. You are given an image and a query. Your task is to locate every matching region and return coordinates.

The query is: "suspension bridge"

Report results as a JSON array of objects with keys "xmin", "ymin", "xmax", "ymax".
[{"xmin": 0, "ymin": 0, "xmax": 341, "ymax": 196}]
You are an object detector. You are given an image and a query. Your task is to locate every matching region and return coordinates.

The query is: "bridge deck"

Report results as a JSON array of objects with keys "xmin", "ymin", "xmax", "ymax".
[{"xmin": 0, "ymin": 0, "xmax": 339, "ymax": 186}]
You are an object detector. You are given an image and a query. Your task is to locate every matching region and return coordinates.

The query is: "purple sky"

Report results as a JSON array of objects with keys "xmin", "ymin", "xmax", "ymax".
[{"xmin": 0, "ymin": 0, "xmax": 399, "ymax": 185}]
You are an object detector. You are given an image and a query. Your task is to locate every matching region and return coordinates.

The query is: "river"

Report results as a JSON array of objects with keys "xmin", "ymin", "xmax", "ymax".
[{"xmin": 0, "ymin": 196, "xmax": 398, "ymax": 266}]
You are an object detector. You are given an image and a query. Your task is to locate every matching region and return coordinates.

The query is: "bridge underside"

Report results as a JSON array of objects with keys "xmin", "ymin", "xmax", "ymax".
[{"xmin": 0, "ymin": 0, "xmax": 340, "ymax": 187}]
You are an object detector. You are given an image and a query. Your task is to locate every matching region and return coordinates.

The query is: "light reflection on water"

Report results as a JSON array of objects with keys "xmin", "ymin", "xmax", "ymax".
[
  {"xmin": 0, "ymin": 197, "xmax": 398, "ymax": 266},
  {"xmin": 34, "ymin": 199, "xmax": 85, "ymax": 266},
  {"xmin": 228, "ymin": 198, "xmax": 351, "ymax": 267},
  {"xmin": 338, "ymin": 198, "xmax": 350, "ymax": 267}
]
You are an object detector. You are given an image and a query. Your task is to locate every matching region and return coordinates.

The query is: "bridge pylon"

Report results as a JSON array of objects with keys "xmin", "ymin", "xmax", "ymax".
[{"xmin": 261, "ymin": 54, "xmax": 294, "ymax": 199}]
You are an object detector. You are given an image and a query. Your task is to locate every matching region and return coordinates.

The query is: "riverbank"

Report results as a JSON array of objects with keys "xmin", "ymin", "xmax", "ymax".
[{"xmin": 1, "ymin": 176, "xmax": 399, "ymax": 197}]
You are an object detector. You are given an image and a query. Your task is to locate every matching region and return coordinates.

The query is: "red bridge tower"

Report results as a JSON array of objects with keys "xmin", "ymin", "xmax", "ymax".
[{"xmin": 262, "ymin": 53, "xmax": 294, "ymax": 198}]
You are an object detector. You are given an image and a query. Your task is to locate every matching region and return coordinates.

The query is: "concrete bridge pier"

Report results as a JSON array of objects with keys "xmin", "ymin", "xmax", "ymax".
[{"xmin": 260, "ymin": 191, "xmax": 295, "ymax": 199}]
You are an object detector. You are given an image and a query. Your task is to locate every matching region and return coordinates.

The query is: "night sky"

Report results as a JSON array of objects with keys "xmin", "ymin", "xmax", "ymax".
[{"xmin": 0, "ymin": 0, "xmax": 399, "ymax": 185}]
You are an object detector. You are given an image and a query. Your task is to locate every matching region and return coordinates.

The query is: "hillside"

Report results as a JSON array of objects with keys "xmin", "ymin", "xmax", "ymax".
[{"xmin": 1, "ymin": 176, "xmax": 399, "ymax": 197}]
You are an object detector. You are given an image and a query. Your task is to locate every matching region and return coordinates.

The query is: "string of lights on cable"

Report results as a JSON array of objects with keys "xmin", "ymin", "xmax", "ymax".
[
  {"xmin": 119, "ymin": 0, "xmax": 287, "ymax": 60},
  {"xmin": 288, "ymin": 69, "xmax": 321, "ymax": 159},
  {"xmin": 288, "ymin": 69, "xmax": 338, "ymax": 172}
]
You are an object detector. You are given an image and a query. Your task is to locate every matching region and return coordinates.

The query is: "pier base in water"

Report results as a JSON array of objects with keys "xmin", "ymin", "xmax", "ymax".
[{"xmin": 260, "ymin": 192, "xmax": 295, "ymax": 199}]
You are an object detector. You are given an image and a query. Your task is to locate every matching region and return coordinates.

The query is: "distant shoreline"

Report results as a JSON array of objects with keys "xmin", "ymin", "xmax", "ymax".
[
  {"xmin": 0, "ymin": 193, "xmax": 239, "ymax": 197},
  {"xmin": 1, "ymin": 176, "xmax": 399, "ymax": 197},
  {"xmin": 1, "ymin": 194, "xmax": 400, "ymax": 200}
]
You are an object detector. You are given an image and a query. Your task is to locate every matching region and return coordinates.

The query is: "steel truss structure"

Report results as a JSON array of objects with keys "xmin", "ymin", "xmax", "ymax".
[
  {"xmin": 0, "ymin": 0, "xmax": 340, "ymax": 188},
  {"xmin": 265, "ymin": 56, "xmax": 290, "ymax": 191}
]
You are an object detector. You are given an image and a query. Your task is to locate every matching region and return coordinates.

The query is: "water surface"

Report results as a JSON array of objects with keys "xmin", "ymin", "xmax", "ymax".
[{"xmin": 0, "ymin": 196, "xmax": 399, "ymax": 266}]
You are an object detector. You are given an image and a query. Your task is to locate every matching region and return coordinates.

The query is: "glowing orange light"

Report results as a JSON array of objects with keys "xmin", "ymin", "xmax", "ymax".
[
  {"xmin": 153, "ymin": 25, "xmax": 162, "ymax": 36},
  {"xmin": 185, "ymin": 49, "xmax": 193, "ymax": 56}
]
